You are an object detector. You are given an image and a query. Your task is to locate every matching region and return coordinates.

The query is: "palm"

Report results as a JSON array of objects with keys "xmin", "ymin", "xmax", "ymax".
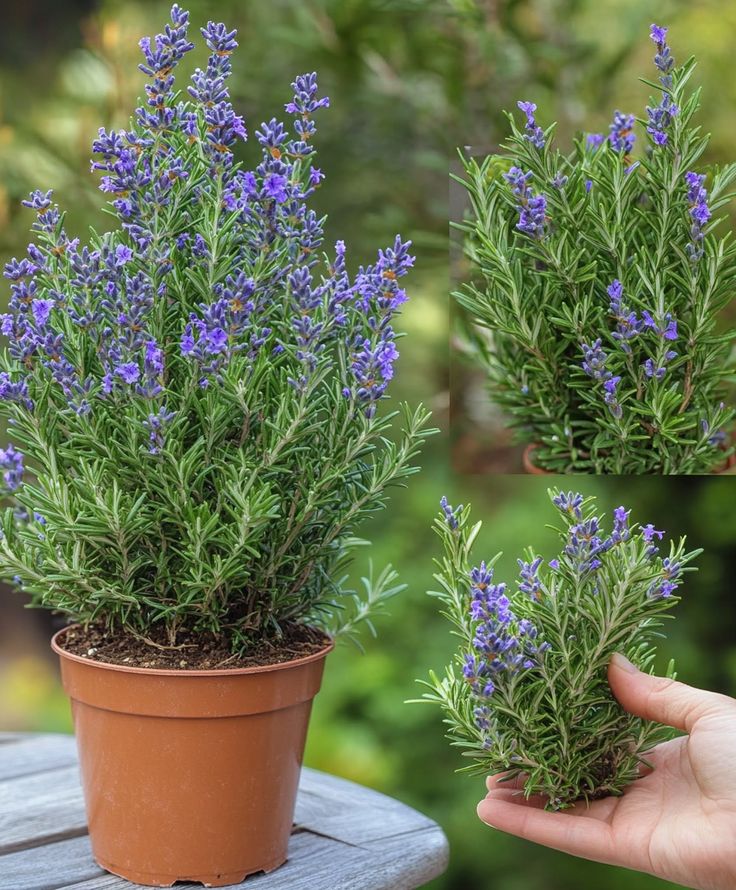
[
  {"xmin": 576, "ymin": 715, "xmax": 736, "ymax": 887},
  {"xmin": 479, "ymin": 665, "xmax": 736, "ymax": 890}
]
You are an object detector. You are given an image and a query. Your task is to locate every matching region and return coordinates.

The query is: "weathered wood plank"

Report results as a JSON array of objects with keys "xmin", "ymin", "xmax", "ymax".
[
  {"xmin": 0, "ymin": 733, "xmax": 77, "ymax": 781},
  {"xmin": 295, "ymin": 769, "xmax": 437, "ymax": 845},
  {"xmin": 0, "ymin": 766, "xmax": 88, "ymax": 854},
  {"xmin": 0, "ymin": 835, "xmax": 104, "ymax": 890}
]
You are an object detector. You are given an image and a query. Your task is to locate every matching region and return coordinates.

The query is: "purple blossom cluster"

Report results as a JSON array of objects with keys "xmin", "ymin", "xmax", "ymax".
[
  {"xmin": 552, "ymin": 491, "xmax": 583, "ymax": 519},
  {"xmin": 344, "ymin": 236, "xmax": 413, "ymax": 417},
  {"xmin": 517, "ymin": 557, "xmax": 543, "ymax": 599},
  {"xmin": 517, "ymin": 101, "xmax": 545, "ymax": 149},
  {"xmin": 641, "ymin": 310, "xmax": 678, "ymax": 380},
  {"xmin": 440, "ymin": 496, "xmax": 462, "ymax": 530},
  {"xmin": 581, "ymin": 339, "xmax": 622, "ymax": 419},
  {"xmin": 596, "ymin": 279, "xmax": 681, "ymax": 384},
  {"xmin": 684, "ymin": 171, "xmax": 711, "ymax": 262},
  {"xmin": 646, "ymin": 24, "xmax": 678, "ymax": 146},
  {"xmin": 564, "ymin": 515, "xmax": 614, "ymax": 575},
  {"xmin": 642, "ymin": 523, "xmax": 665, "ymax": 558},
  {"xmin": 606, "ymin": 279, "xmax": 643, "ymax": 353},
  {"xmin": 463, "ymin": 561, "xmax": 548, "ymax": 706},
  {"xmin": 137, "ymin": 4, "xmax": 194, "ymax": 133},
  {"xmin": 0, "ymin": 5, "xmax": 413, "ymax": 469},
  {"xmin": 0, "ymin": 444, "xmax": 23, "ymax": 493},
  {"xmin": 503, "ymin": 167, "xmax": 547, "ymax": 239},
  {"xmin": 551, "ymin": 494, "xmax": 680, "ymax": 600},
  {"xmin": 188, "ymin": 21, "xmax": 246, "ymax": 166},
  {"xmin": 609, "ymin": 111, "xmax": 636, "ymax": 155},
  {"xmin": 648, "ymin": 556, "xmax": 682, "ymax": 599}
]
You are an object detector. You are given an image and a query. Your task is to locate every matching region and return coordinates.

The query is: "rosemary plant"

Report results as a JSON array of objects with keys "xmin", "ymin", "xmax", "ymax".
[
  {"xmin": 0, "ymin": 5, "xmax": 434, "ymax": 652},
  {"xmin": 420, "ymin": 491, "xmax": 700, "ymax": 809},
  {"xmin": 454, "ymin": 24, "xmax": 736, "ymax": 473}
]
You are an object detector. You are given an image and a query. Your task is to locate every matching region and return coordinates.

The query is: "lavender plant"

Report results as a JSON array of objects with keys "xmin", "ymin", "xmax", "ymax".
[
  {"xmin": 420, "ymin": 491, "xmax": 700, "ymax": 808},
  {"xmin": 455, "ymin": 24, "xmax": 736, "ymax": 473},
  {"xmin": 0, "ymin": 5, "xmax": 433, "ymax": 652}
]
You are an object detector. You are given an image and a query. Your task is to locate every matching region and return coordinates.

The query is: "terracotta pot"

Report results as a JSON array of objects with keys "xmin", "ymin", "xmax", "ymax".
[
  {"xmin": 522, "ymin": 443, "xmax": 553, "ymax": 475},
  {"xmin": 52, "ymin": 626, "xmax": 333, "ymax": 888},
  {"xmin": 714, "ymin": 450, "xmax": 736, "ymax": 474}
]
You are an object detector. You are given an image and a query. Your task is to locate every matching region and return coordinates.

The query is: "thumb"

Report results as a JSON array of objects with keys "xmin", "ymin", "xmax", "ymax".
[{"xmin": 608, "ymin": 653, "xmax": 732, "ymax": 733}]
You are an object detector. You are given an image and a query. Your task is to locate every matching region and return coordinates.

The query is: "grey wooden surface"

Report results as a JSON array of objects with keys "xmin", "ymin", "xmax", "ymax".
[{"xmin": 0, "ymin": 733, "xmax": 449, "ymax": 890}]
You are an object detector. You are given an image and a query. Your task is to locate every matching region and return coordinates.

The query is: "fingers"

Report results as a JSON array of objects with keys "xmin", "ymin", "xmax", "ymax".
[
  {"xmin": 486, "ymin": 772, "xmax": 525, "ymax": 792},
  {"xmin": 477, "ymin": 797, "xmax": 619, "ymax": 867},
  {"xmin": 608, "ymin": 653, "xmax": 732, "ymax": 733}
]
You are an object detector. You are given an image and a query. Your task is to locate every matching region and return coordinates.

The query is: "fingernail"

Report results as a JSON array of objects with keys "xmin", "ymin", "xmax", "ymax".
[{"xmin": 611, "ymin": 652, "xmax": 638, "ymax": 673}]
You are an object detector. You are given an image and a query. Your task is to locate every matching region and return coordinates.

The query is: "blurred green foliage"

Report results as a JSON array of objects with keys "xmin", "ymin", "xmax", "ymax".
[{"xmin": 0, "ymin": 2, "xmax": 735, "ymax": 889}]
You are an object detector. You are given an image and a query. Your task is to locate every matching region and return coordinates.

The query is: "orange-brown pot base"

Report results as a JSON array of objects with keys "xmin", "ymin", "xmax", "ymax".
[{"xmin": 98, "ymin": 854, "xmax": 286, "ymax": 888}]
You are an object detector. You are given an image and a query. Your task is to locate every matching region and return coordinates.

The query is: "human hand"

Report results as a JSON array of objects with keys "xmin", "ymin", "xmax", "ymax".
[{"xmin": 477, "ymin": 654, "xmax": 736, "ymax": 890}]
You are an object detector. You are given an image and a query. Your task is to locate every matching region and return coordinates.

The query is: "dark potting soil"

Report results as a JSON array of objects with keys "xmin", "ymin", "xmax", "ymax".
[{"xmin": 58, "ymin": 621, "xmax": 330, "ymax": 670}]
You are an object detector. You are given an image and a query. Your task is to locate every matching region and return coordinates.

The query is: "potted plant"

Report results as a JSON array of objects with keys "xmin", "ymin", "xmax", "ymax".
[
  {"xmin": 453, "ymin": 24, "xmax": 736, "ymax": 474},
  {"xmin": 419, "ymin": 491, "xmax": 698, "ymax": 807},
  {"xmin": 0, "ymin": 6, "xmax": 433, "ymax": 886}
]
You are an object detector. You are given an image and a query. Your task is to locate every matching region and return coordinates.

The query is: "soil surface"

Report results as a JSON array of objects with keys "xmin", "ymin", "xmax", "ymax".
[{"xmin": 58, "ymin": 622, "xmax": 330, "ymax": 670}]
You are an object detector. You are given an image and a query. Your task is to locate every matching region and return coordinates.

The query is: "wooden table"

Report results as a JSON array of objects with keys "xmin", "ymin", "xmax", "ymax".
[{"xmin": 0, "ymin": 733, "xmax": 449, "ymax": 890}]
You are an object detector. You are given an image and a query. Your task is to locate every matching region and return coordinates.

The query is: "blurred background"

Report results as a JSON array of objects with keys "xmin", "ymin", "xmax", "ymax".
[{"xmin": 0, "ymin": 2, "xmax": 735, "ymax": 889}]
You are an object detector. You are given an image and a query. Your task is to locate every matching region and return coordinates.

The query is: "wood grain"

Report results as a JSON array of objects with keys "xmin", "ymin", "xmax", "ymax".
[{"xmin": 0, "ymin": 734, "xmax": 448, "ymax": 890}]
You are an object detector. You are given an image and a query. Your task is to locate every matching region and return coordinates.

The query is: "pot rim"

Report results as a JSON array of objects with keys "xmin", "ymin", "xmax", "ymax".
[
  {"xmin": 51, "ymin": 624, "xmax": 334, "ymax": 678},
  {"xmin": 522, "ymin": 442, "xmax": 553, "ymax": 475}
]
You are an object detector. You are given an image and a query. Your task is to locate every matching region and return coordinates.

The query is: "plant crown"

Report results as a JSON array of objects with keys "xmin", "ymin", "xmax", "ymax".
[
  {"xmin": 455, "ymin": 24, "xmax": 736, "ymax": 472},
  {"xmin": 0, "ymin": 5, "xmax": 433, "ymax": 651},
  {"xmin": 419, "ymin": 490, "xmax": 699, "ymax": 808}
]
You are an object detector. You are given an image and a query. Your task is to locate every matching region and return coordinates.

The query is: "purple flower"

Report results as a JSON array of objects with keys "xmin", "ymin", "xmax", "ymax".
[
  {"xmin": 552, "ymin": 491, "xmax": 583, "ymax": 519},
  {"xmin": 114, "ymin": 245, "xmax": 133, "ymax": 266},
  {"xmin": 684, "ymin": 171, "xmax": 711, "ymax": 262},
  {"xmin": 263, "ymin": 173, "xmax": 288, "ymax": 203},
  {"xmin": 606, "ymin": 280, "xmax": 643, "ymax": 352},
  {"xmin": 648, "ymin": 557, "xmax": 682, "ymax": 599},
  {"xmin": 142, "ymin": 405, "xmax": 176, "ymax": 454},
  {"xmin": 188, "ymin": 21, "xmax": 247, "ymax": 165},
  {"xmin": 581, "ymin": 340, "xmax": 623, "ymax": 418},
  {"xmin": 346, "ymin": 336, "xmax": 399, "ymax": 417},
  {"xmin": 609, "ymin": 111, "xmax": 636, "ymax": 155},
  {"xmin": 137, "ymin": 5, "xmax": 195, "ymax": 133},
  {"xmin": 586, "ymin": 133, "xmax": 605, "ymax": 150},
  {"xmin": 343, "ymin": 237, "xmax": 413, "ymax": 415},
  {"xmin": 642, "ymin": 524, "xmax": 665, "ymax": 543},
  {"xmin": 566, "ymin": 516, "xmax": 612, "ymax": 575},
  {"xmin": 642, "ymin": 310, "xmax": 678, "ymax": 341},
  {"xmin": 465, "ymin": 560, "xmax": 547, "ymax": 709},
  {"xmin": 517, "ymin": 556, "xmax": 543, "ymax": 600},
  {"xmin": 650, "ymin": 24, "xmax": 675, "ymax": 82},
  {"xmin": 0, "ymin": 444, "xmax": 24, "ymax": 492},
  {"xmin": 518, "ymin": 195, "xmax": 547, "ymax": 238},
  {"xmin": 647, "ymin": 92, "xmax": 678, "ymax": 147},
  {"xmin": 503, "ymin": 167, "xmax": 548, "ymax": 240},
  {"xmin": 285, "ymin": 72, "xmax": 330, "ymax": 123},
  {"xmin": 31, "ymin": 299, "xmax": 54, "ymax": 328},
  {"xmin": 612, "ymin": 506, "xmax": 631, "ymax": 543},
  {"xmin": 22, "ymin": 189, "xmax": 53, "ymax": 212},
  {"xmin": 517, "ymin": 100, "xmax": 545, "ymax": 149},
  {"xmin": 440, "ymin": 496, "xmax": 461, "ymax": 530},
  {"xmin": 642, "ymin": 523, "xmax": 665, "ymax": 558},
  {"xmin": 115, "ymin": 362, "xmax": 140, "ymax": 384}
]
